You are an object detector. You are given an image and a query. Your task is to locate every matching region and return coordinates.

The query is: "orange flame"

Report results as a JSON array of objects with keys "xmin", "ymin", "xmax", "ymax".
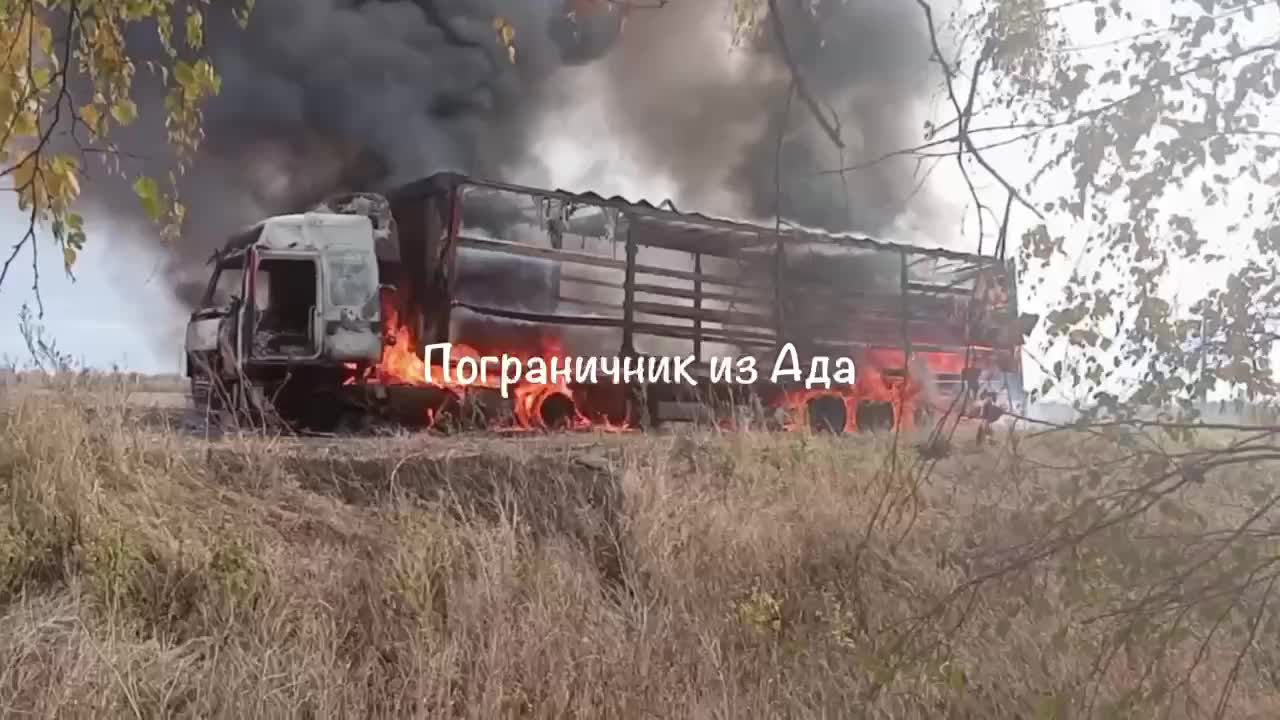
[
  {"xmin": 366, "ymin": 287, "xmax": 617, "ymax": 431},
  {"xmin": 362, "ymin": 288, "xmax": 946, "ymax": 435}
]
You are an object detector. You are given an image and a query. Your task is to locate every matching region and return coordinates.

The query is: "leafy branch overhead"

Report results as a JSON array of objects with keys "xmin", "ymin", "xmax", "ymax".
[
  {"xmin": 910, "ymin": 0, "xmax": 1280, "ymax": 414},
  {"xmin": 0, "ymin": 0, "xmax": 250, "ymax": 306}
]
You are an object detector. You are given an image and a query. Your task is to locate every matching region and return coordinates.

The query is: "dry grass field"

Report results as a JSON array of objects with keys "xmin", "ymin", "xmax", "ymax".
[{"xmin": 2, "ymin": 373, "xmax": 1280, "ymax": 718}]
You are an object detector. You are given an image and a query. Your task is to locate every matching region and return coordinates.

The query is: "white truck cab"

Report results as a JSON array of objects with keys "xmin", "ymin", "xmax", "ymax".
[{"xmin": 184, "ymin": 209, "xmax": 384, "ymax": 427}]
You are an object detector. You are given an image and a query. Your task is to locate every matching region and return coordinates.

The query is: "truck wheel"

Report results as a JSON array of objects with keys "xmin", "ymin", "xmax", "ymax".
[
  {"xmin": 190, "ymin": 376, "xmax": 224, "ymax": 412},
  {"xmin": 300, "ymin": 393, "xmax": 344, "ymax": 433},
  {"xmin": 269, "ymin": 380, "xmax": 345, "ymax": 434}
]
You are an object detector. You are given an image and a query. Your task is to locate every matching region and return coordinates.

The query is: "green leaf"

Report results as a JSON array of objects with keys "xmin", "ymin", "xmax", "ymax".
[
  {"xmin": 133, "ymin": 176, "xmax": 163, "ymax": 221},
  {"xmin": 174, "ymin": 61, "xmax": 196, "ymax": 89},
  {"xmin": 185, "ymin": 10, "xmax": 205, "ymax": 49},
  {"xmin": 110, "ymin": 99, "xmax": 138, "ymax": 125}
]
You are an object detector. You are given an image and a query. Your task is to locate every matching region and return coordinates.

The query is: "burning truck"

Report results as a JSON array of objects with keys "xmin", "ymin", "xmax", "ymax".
[{"xmin": 184, "ymin": 172, "xmax": 1037, "ymax": 433}]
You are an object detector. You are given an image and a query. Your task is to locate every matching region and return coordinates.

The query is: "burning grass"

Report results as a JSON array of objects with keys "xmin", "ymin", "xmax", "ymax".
[{"xmin": 2, "ymin": 378, "xmax": 1280, "ymax": 717}]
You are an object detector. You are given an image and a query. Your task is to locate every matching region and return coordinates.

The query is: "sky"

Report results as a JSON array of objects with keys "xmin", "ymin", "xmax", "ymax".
[
  {"xmin": 0, "ymin": 214, "xmax": 189, "ymax": 373},
  {"xmin": 0, "ymin": 0, "xmax": 1276, "ymax": 401}
]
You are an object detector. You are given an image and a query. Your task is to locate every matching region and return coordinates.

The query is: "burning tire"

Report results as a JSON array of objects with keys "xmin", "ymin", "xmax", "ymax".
[
  {"xmin": 855, "ymin": 400, "xmax": 895, "ymax": 432},
  {"xmin": 537, "ymin": 391, "xmax": 577, "ymax": 429},
  {"xmin": 518, "ymin": 386, "xmax": 578, "ymax": 430},
  {"xmin": 806, "ymin": 394, "xmax": 848, "ymax": 433}
]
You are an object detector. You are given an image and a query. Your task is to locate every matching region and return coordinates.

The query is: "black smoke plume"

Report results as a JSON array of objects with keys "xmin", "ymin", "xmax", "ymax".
[
  {"xmin": 76, "ymin": 0, "xmax": 933, "ymax": 310},
  {"xmin": 587, "ymin": 0, "xmax": 934, "ymax": 233}
]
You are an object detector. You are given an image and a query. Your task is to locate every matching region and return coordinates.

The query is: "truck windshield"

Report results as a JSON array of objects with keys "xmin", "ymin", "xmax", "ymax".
[{"xmin": 206, "ymin": 259, "xmax": 245, "ymax": 308}]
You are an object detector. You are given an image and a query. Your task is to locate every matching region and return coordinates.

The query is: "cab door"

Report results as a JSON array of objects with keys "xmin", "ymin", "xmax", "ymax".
[{"xmin": 314, "ymin": 216, "xmax": 383, "ymax": 362}]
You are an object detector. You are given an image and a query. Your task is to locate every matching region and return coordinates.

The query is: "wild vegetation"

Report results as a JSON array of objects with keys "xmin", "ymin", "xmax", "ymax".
[
  {"xmin": 0, "ymin": 0, "xmax": 248, "ymax": 302},
  {"xmin": 1, "ymin": 379, "xmax": 1280, "ymax": 718}
]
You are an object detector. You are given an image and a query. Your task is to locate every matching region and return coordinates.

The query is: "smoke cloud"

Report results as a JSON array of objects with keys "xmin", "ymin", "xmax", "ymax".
[
  {"xmin": 76, "ymin": 0, "xmax": 938, "ymax": 316},
  {"xmin": 586, "ymin": 0, "xmax": 936, "ymax": 235}
]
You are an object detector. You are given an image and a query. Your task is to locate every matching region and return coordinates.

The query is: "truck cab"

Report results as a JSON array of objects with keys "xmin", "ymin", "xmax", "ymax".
[{"xmin": 184, "ymin": 210, "xmax": 383, "ymax": 427}]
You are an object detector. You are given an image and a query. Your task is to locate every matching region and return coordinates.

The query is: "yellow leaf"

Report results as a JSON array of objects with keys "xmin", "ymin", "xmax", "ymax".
[
  {"xmin": 11, "ymin": 155, "xmax": 36, "ymax": 194},
  {"xmin": 63, "ymin": 246, "xmax": 76, "ymax": 269},
  {"xmin": 493, "ymin": 16, "xmax": 516, "ymax": 63},
  {"xmin": 79, "ymin": 104, "xmax": 101, "ymax": 132},
  {"xmin": 13, "ymin": 110, "xmax": 38, "ymax": 137},
  {"xmin": 61, "ymin": 166, "xmax": 81, "ymax": 199},
  {"xmin": 34, "ymin": 20, "xmax": 53, "ymax": 57}
]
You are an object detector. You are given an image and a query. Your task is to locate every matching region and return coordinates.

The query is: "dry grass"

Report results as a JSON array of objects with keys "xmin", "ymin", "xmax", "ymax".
[
  {"xmin": 0, "ymin": 369, "xmax": 187, "ymax": 394},
  {"xmin": 2, "ymin": 378, "xmax": 1280, "ymax": 718}
]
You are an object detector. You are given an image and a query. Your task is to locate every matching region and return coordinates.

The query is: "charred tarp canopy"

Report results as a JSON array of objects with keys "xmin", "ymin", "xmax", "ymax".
[{"xmin": 383, "ymin": 172, "xmax": 1034, "ymax": 404}]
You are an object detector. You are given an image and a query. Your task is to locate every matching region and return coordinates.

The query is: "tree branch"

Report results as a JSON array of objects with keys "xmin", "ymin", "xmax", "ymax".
[
  {"xmin": 915, "ymin": 0, "xmax": 1044, "ymax": 223},
  {"xmin": 765, "ymin": 0, "xmax": 843, "ymax": 149}
]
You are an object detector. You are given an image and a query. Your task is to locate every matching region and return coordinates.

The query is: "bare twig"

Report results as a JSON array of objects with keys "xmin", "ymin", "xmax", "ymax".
[
  {"xmin": 915, "ymin": 0, "xmax": 1043, "ymax": 222},
  {"xmin": 765, "ymin": 0, "xmax": 843, "ymax": 149}
]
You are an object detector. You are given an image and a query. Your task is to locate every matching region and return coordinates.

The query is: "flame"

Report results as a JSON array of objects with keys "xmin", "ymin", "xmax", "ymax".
[
  {"xmin": 506, "ymin": 334, "xmax": 588, "ymax": 431},
  {"xmin": 359, "ymin": 287, "xmax": 949, "ymax": 435},
  {"xmin": 365, "ymin": 287, "xmax": 619, "ymax": 431},
  {"xmin": 371, "ymin": 287, "xmax": 489, "ymax": 391}
]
